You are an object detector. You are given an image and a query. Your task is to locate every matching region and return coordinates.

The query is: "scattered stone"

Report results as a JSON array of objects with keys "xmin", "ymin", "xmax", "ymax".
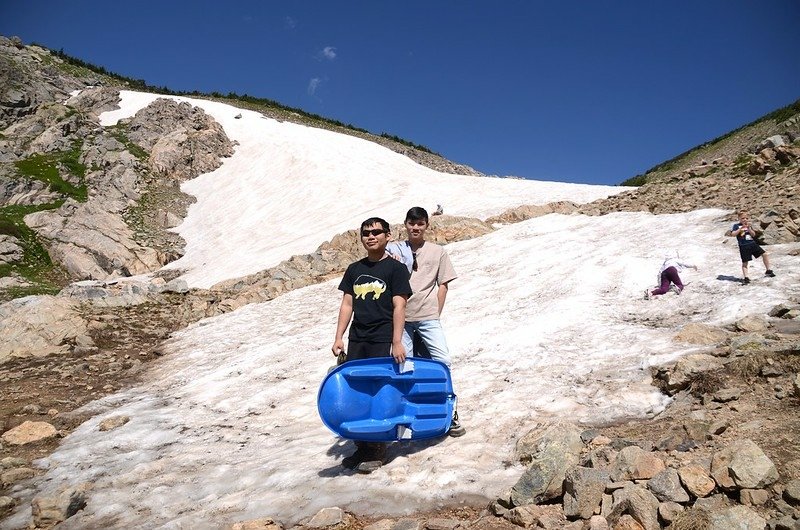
[
  {"xmin": 98, "ymin": 415, "xmax": 130, "ymax": 432},
  {"xmin": 678, "ymin": 465, "xmax": 716, "ymax": 498},
  {"xmin": 31, "ymin": 484, "xmax": 90, "ymax": 528},
  {"xmin": 504, "ymin": 504, "xmax": 565, "ymax": 529},
  {"xmin": 588, "ymin": 515, "xmax": 610, "ymax": 530},
  {"xmin": 735, "ymin": 315, "xmax": 769, "ymax": 333},
  {"xmin": 228, "ymin": 517, "xmax": 283, "ymax": 530},
  {"xmin": 423, "ymin": 518, "xmax": 459, "ymax": 530},
  {"xmin": 610, "ymin": 446, "xmax": 665, "ymax": 481},
  {"xmin": 708, "ymin": 505, "xmax": 767, "ymax": 530},
  {"xmin": 711, "ymin": 439, "xmax": 779, "ymax": 490},
  {"xmin": 1, "ymin": 420, "xmax": 58, "ymax": 445},
  {"xmin": 607, "ymin": 484, "xmax": 660, "ymax": 530},
  {"xmin": 712, "ymin": 387, "xmax": 742, "ymax": 402},
  {"xmin": 0, "ymin": 496, "xmax": 15, "ymax": 516},
  {"xmin": 307, "ymin": 507, "xmax": 348, "ymax": 528},
  {"xmin": 785, "ymin": 478, "xmax": 800, "ymax": 505},
  {"xmin": 673, "ymin": 323, "xmax": 729, "ymax": 345},
  {"xmin": 657, "ymin": 501, "xmax": 683, "ymax": 525},
  {"xmin": 740, "ymin": 488, "xmax": 770, "ymax": 506},
  {"xmin": 647, "ymin": 468, "xmax": 690, "ymax": 503},
  {"xmin": 563, "ymin": 467, "xmax": 610, "ymax": 519},
  {"xmin": 0, "ymin": 466, "xmax": 35, "ymax": 486}
]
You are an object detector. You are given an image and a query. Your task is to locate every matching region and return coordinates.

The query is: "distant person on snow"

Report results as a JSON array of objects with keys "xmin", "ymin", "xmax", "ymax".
[
  {"xmin": 331, "ymin": 217, "xmax": 412, "ymax": 473},
  {"xmin": 728, "ymin": 210, "xmax": 775, "ymax": 284},
  {"xmin": 644, "ymin": 253, "xmax": 698, "ymax": 299},
  {"xmin": 386, "ymin": 206, "xmax": 465, "ymax": 437}
]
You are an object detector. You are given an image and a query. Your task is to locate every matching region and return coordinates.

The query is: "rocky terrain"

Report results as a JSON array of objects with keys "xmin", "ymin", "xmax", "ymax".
[{"xmin": 1, "ymin": 34, "xmax": 800, "ymax": 529}]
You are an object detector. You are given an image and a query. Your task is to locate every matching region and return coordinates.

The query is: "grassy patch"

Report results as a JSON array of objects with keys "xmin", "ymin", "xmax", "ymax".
[
  {"xmin": 620, "ymin": 174, "xmax": 648, "ymax": 187},
  {"xmin": 0, "ymin": 202, "xmax": 69, "ymax": 299},
  {"xmin": 13, "ymin": 142, "xmax": 88, "ymax": 201},
  {"xmin": 108, "ymin": 127, "xmax": 148, "ymax": 161}
]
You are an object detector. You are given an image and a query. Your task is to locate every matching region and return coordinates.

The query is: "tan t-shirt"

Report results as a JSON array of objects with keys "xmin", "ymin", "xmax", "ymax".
[{"xmin": 406, "ymin": 242, "xmax": 457, "ymax": 322}]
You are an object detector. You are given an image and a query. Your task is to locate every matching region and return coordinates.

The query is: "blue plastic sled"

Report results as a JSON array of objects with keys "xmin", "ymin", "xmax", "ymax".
[{"xmin": 318, "ymin": 357, "xmax": 456, "ymax": 442}]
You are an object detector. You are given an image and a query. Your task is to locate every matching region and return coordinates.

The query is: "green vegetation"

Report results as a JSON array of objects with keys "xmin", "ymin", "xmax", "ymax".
[
  {"xmin": 108, "ymin": 126, "xmax": 148, "ymax": 161},
  {"xmin": 620, "ymin": 174, "xmax": 648, "ymax": 187},
  {"xmin": 621, "ymin": 96, "xmax": 800, "ymax": 185},
  {"xmin": 379, "ymin": 132, "xmax": 436, "ymax": 155},
  {"xmin": 13, "ymin": 142, "xmax": 88, "ymax": 201},
  {"xmin": 0, "ymin": 202, "xmax": 68, "ymax": 298}
]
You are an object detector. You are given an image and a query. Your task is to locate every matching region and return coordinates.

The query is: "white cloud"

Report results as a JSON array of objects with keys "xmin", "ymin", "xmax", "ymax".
[
  {"xmin": 284, "ymin": 16, "xmax": 297, "ymax": 29},
  {"xmin": 321, "ymin": 46, "xmax": 337, "ymax": 60},
  {"xmin": 307, "ymin": 77, "xmax": 321, "ymax": 95}
]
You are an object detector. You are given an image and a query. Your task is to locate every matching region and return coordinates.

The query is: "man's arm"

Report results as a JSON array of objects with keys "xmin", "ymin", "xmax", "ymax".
[
  {"xmin": 437, "ymin": 281, "xmax": 450, "ymax": 316},
  {"xmin": 391, "ymin": 294, "xmax": 408, "ymax": 363},
  {"xmin": 331, "ymin": 293, "xmax": 353, "ymax": 356}
]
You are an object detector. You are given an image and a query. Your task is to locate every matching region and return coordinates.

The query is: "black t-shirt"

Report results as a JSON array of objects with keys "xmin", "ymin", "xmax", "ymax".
[{"xmin": 338, "ymin": 257, "xmax": 412, "ymax": 342}]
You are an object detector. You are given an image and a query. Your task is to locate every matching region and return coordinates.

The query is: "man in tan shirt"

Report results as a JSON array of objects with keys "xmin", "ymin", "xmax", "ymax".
[{"xmin": 386, "ymin": 206, "xmax": 465, "ymax": 437}]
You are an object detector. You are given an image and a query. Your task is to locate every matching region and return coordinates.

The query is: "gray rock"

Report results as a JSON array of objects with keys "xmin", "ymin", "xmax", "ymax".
[
  {"xmin": 31, "ymin": 484, "xmax": 89, "ymax": 528},
  {"xmin": 0, "ymin": 295, "xmax": 89, "ymax": 364},
  {"xmin": 735, "ymin": 315, "xmax": 769, "ymax": 332},
  {"xmin": 647, "ymin": 468, "xmax": 690, "ymax": 503},
  {"xmin": 423, "ymin": 518, "xmax": 459, "ymax": 530},
  {"xmin": 708, "ymin": 505, "xmax": 767, "ymax": 530},
  {"xmin": 511, "ymin": 438, "xmax": 581, "ymax": 505},
  {"xmin": 0, "ymin": 496, "xmax": 15, "ymax": 516},
  {"xmin": 785, "ymin": 478, "xmax": 800, "ymax": 505},
  {"xmin": 504, "ymin": 504, "xmax": 566, "ymax": 529},
  {"xmin": 607, "ymin": 484, "xmax": 660, "ymax": 530},
  {"xmin": 711, "ymin": 439, "xmax": 779, "ymax": 490},
  {"xmin": 658, "ymin": 501, "xmax": 684, "ymax": 525},
  {"xmin": 610, "ymin": 446, "xmax": 665, "ymax": 482},
  {"xmin": 740, "ymin": 488, "xmax": 770, "ymax": 506},
  {"xmin": 98, "ymin": 415, "xmax": 130, "ymax": 432},
  {"xmin": 0, "ymin": 466, "xmax": 35, "ymax": 486},
  {"xmin": 563, "ymin": 467, "xmax": 610, "ymax": 519},
  {"xmin": 663, "ymin": 353, "xmax": 725, "ymax": 393},
  {"xmin": 306, "ymin": 507, "xmax": 346, "ymax": 528}
]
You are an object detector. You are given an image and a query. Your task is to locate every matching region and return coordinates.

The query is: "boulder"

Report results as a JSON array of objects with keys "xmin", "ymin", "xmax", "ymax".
[
  {"xmin": 647, "ymin": 468, "xmax": 690, "ymax": 503},
  {"xmin": 662, "ymin": 354, "xmax": 725, "ymax": 392},
  {"xmin": 563, "ymin": 467, "xmax": 610, "ymax": 519},
  {"xmin": 610, "ymin": 446, "xmax": 665, "ymax": 481},
  {"xmin": 0, "ymin": 295, "xmax": 88, "ymax": 364},
  {"xmin": 511, "ymin": 437, "xmax": 581, "ymax": 505},
  {"xmin": 606, "ymin": 484, "xmax": 660, "ymax": 530},
  {"xmin": 673, "ymin": 323, "xmax": 728, "ymax": 345},
  {"xmin": 710, "ymin": 439, "xmax": 778, "ymax": 490},
  {"xmin": 707, "ymin": 505, "xmax": 767, "ymax": 530},
  {"xmin": 1, "ymin": 421, "xmax": 57, "ymax": 445},
  {"xmin": 31, "ymin": 484, "xmax": 90, "ymax": 528}
]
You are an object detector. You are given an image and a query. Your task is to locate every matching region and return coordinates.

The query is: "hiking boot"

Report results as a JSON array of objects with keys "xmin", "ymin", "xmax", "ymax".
[
  {"xmin": 643, "ymin": 289, "xmax": 651, "ymax": 300},
  {"xmin": 765, "ymin": 270, "xmax": 776, "ymax": 277},
  {"xmin": 743, "ymin": 277, "xmax": 751, "ymax": 284},
  {"xmin": 343, "ymin": 442, "xmax": 386, "ymax": 472},
  {"xmin": 448, "ymin": 411, "xmax": 466, "ymax": 437}
]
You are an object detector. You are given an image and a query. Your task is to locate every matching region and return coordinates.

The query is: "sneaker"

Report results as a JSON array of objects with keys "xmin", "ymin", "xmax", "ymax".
[
  {"xmin": 448, "ymin": 411, "xmax": 466, "ymax": 437},
  {"xmin": 743, "ymin": 277, "xmax": 751, "ymax": 284},
  {"xmin": 765, "ymin": 270, "xmax": 776, "ymax": 277}
]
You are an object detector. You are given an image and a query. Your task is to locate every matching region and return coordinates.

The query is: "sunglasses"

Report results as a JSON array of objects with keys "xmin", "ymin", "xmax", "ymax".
[
  {"xmin": 361, "ymin": 228, "xmax": 386, "ymax": 237},
  {"xmin": 412, "ymin": 252, "xmax": 418, "ymax": 271}
]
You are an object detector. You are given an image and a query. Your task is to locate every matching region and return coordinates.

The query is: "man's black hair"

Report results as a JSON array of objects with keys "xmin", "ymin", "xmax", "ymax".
[
  {"xmin": 360, "ymin": 217, "xmax": 391, "ymax": 232},
  {"xmin": 405, "ymin": 206, "xmax": 429, "ymax": 224}
]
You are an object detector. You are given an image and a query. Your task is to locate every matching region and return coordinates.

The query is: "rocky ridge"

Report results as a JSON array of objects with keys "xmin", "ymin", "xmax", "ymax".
[{"xmin": 0, "ymin": 35, "xmax": 799, "ymax": 529}]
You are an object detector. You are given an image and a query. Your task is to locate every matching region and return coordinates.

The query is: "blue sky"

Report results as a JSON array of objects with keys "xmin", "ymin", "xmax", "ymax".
[{"xmin": 1, "ymin": 1, "xmax": 799, "ymax": 185}]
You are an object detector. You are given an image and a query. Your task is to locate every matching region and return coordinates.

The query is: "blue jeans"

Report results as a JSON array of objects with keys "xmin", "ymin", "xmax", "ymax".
[{"xmin": 402, "ymin": 320, "xmax": 451, "ymax": 367}]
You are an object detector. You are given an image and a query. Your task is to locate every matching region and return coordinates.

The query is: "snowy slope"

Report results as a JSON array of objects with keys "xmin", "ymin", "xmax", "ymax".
[{"xmin": 100, "ymin": 91, "xmax": 630, "ymax": 288}]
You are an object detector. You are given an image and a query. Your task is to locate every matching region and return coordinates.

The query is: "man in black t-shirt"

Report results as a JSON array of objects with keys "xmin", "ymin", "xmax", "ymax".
[{"xmin": 331, "ymin": 217, "xmax": 412, "ymax": 472}]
